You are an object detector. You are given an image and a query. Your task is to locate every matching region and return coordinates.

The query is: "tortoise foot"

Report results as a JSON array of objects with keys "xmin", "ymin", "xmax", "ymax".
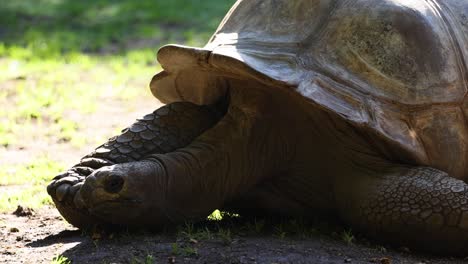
[
  {"xmin": 48, "ymin": 102, "xmax": 223, "ymax": 228},
  {"xmin": 47, "ymin": 159, "xmax": 114, "ymax": 228}
]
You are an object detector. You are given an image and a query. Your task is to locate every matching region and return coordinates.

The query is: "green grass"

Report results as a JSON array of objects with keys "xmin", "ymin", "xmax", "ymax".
[
  {"xmin": 0, "ymin": 52, "xmax": 158, "ymax": 148},
  {"xmin": 171, "ymin": 243, "xmax": 199, "ymax": 257},
  {"xmin": 0, "ymin": 0, "xmax": 235, "ymax": 212},
  {"xmin": 131, "ymin": 254, "xmax": 155, "ymax": 264},
  {"xmin": 51, "ymin": 255, "xmax": 71, "ymax": 264},
  {"xmin": 0, "ymin": 0, "xmax": 234, "ymax": 59},
  {"xmin": 341, "ymin": 229, "xmax": 355, "ymax": 245},
  {"xmin": 0, "ymin": 158, "xmax": 65, "ymax": 211},
  {"xmin": 0, "ymin": 157, "xmax": 64, "ymax": 186}
]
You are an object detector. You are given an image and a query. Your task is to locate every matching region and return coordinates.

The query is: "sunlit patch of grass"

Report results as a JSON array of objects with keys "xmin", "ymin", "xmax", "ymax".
[
  {"xmin": 0, "ymin": 127, "xmax": 16, "ymax": 148},
  {"xmin": 0, "ymin": 52, "xmax": 158, "ymax": 147},
  {"xmin": 0, "ymin": 158, "xmax": 64, "ymax": 212},
  {"xmin": 0, "ymin": 157, "xmax": 64, "ymax": 186},
  {"xmin": 56, "ymin": 119, "xmax": 80, "ymax": 142},
  {"xmin": 0, "ymin": 0, "xmax": 234, "ymax": 59},
  {"xmin": 51, "ymin": 255, "xmax": 71, "ymax": 264},
  {"xmin": 207, "ymin": 209, "xmax": 224, "ymax": 221},
  {"xmin": 0, "ymin": 185, "xmax": 54, "ymax": 212}
]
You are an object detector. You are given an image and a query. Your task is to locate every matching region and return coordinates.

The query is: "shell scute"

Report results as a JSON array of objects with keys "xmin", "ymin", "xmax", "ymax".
[
  {"xmin": 316, "ymin": 0, "xmax": 466, "ymax": 105},
  {"xmin": 150, "ymin": 0, "xmax": 468, "ymax": 177}
]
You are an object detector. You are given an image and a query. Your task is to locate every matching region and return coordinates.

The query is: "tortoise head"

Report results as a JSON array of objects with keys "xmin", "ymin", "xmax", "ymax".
[{"xmin": 78, "ymin": 162, "xmax": 164, "ymax": 226}]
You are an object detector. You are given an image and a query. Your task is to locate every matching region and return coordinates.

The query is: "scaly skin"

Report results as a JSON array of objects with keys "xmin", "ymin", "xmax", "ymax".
[
  {"xmin": 47, "ymin": 102, "xmax": 222, "ymax": 227},
  {"xmin": 83, "ymin": 102, "xmax": 223, "ymax": 163},
  {"xmin": 337, "ymin": 166, "xmax": 468, "ymax": 255},
  {"xmin": 48, "ymin": 85, "xmax": 468, "ymax": 255},
  {"xmin": 73, "ymin": 87, "xmax": 291, "ymax": 226}
]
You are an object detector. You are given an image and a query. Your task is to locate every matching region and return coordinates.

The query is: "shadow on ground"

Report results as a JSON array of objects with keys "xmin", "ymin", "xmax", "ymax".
[{"xmin": 1, "ymin": 207, "xmax": 464, "ymax": 264}]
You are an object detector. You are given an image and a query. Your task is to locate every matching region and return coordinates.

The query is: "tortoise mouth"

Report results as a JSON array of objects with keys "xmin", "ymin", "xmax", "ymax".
[{"xmin": 89, "ymin": 198, "xmax": 143, "ymax": 216}]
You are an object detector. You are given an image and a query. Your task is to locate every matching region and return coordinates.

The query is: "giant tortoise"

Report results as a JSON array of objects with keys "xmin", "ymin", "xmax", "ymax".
[{"xmin": 47, "ymin": 0, "xmax": 468, "ymax": 254}]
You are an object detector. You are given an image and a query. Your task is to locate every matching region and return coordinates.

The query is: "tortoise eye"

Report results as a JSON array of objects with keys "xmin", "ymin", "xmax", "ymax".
[{"xmin": 104, "ymin": 175, "xmax": 124, "ymax": 193}]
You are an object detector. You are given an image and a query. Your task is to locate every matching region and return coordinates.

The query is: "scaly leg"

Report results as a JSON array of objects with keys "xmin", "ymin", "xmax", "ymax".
[
  {"xmin": 47, "ymin": 102, "xmax": 222, "ymax": 227},
  {"xmin": 75, "ymin": 88, "xmax": 295, "ymax": 227},
  {"xmin": 336, "ymin": 165, "xmax": 468, "ymax": 255}
]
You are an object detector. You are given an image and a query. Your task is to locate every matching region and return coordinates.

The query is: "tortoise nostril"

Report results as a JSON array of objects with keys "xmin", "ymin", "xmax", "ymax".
[{"xmin": 104, "ymin": 175, "xmax": 124, "ymax": 193}]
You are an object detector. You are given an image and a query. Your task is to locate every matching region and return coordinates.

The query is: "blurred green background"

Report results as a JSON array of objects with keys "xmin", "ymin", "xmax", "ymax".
[{"xmin": 0, "ymin": 0, "xmax": 235, "ymax": 211}]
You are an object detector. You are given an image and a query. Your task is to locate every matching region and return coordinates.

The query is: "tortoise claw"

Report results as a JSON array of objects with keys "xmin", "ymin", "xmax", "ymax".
[
  {"xmin": 56, "ymin": 184, "xmax": 71, "ymax": 202},
  {"xmin": 55, "ymin": 176, "xmax": 82, "ymax": 186},
  {"xmin": 70, "ymin": 181, "xmax": 84, "ymax": 194},
  {"xmin": 68, "ymin": 182, "xmax": 84, "ymax": 202},
  {"xmin": 49, "ymin": 172, "xmax": 85, "ymax": 202},
  {"xmin": 71, "ymin": 166, "xmax": 95, "ymax": 176},
  {"xmin": 78, "ymin": 158, "xmax": 115, "ymax": 169},
  {"xmin": 73, "ymin": 188, "xmax": 86, "ymax": 209},
  {"xmin": 52, "ymin": 171, "xmax": 69, "ymax": 181},
  {"xmin": 49, "ymin": 158, "xmax": 111, "ymax": 199},
  {"xmin": 46, "ymin": 180, "xmax": 57, "ymax": 196}
]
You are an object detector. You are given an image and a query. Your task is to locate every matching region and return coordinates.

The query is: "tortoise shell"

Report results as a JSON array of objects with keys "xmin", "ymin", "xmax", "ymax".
[{"xmin": 150, "ymin": 0, "xmax": 468, "ymax": 178}]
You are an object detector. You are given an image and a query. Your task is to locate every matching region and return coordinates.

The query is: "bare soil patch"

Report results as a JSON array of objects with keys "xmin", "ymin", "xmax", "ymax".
[
  {"xmin": 0, "ymin": 95, "xmax": 162, "ymax": 168},
  {"xmin": 0, "ymin": 207, "xmax": 464, "ymax": 264}
]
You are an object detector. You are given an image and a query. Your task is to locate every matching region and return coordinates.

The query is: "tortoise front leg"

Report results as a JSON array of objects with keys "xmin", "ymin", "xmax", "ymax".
[
  {"xmin": 336, "ymin": 166, "xmax": 468, "ymax": 255},
  {"xmin": 47, "ymin": 102, "xmax": 222, "ymax": 227},
  {"xmin": 73, "ymin": 87, "xmax": 295, "ymax": 227}
]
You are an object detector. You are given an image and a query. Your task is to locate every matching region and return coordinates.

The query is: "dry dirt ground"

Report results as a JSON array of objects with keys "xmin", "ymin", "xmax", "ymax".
[
  {"xmin": 1, "ymin": 207, "xmax": 467, "ymax": 264},
  {"xmin": 1, "ymin": 90, "xmax": 468, "ymax": 264}
]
